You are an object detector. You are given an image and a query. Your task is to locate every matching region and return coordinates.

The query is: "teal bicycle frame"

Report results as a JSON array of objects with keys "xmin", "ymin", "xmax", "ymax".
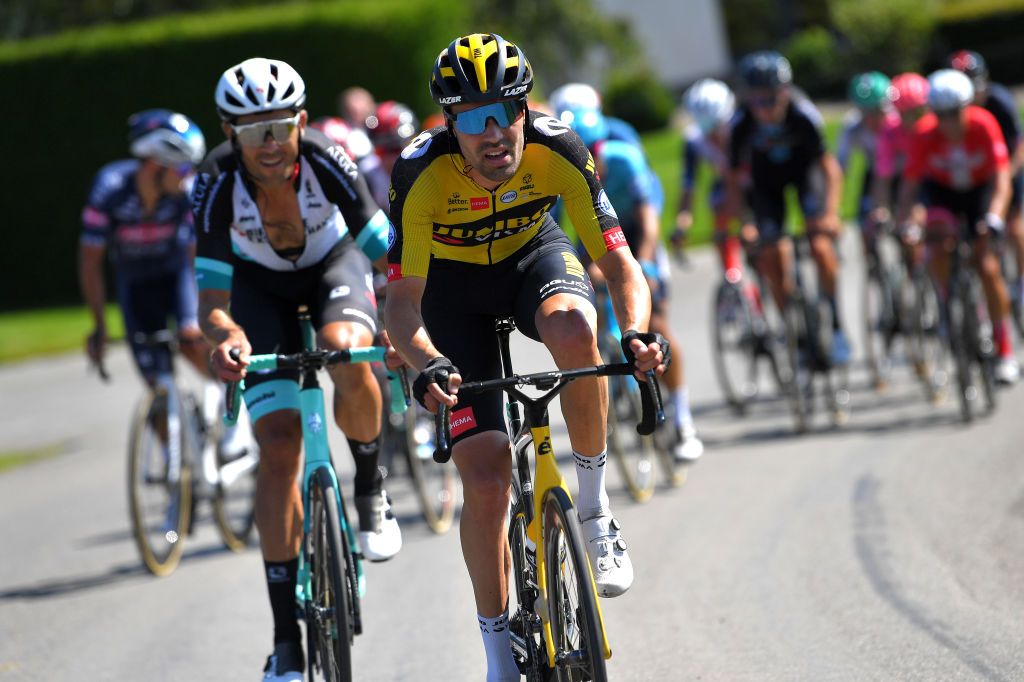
[{"xmin": 225, "ymin": 316, "xmax": 407, "ymax": 619}]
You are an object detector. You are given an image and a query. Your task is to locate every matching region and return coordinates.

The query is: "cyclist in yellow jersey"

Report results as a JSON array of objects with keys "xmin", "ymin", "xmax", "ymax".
[{"xmin": 384, "ymin": 33, "xmax": 669, "ymax": 682}]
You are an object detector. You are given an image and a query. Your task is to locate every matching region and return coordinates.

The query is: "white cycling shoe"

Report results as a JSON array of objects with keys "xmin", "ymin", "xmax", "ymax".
[
  {"xmin": 262, "ymin": 641, "xmax": 303, "ymax": 682},
  {"xmin": 355, "ymin": 490, "xmax": 402, "ymax": 561},
  {"xmin": 995, "ymin": 357, "xmax": 1020, "ymax": 385},
  {"xmin": 673, "ymin": 426, "xmax": 704, "ymax": 462},
  {"xmin": 579, "ymin": 511, "xmax": 633, "ymax": 598}
]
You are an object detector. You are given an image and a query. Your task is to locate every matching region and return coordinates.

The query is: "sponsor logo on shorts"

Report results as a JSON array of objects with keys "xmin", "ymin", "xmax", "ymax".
[
  {"xmin": 603, "ymin": 226, "xmax": 627, "ymax": 251},
  {"xmin": 329, "ymin": 285, "xmax": 351, "ymax": 299},
  {"xmin": 450, "ymin": 407, "xmax": 477, "ymax": 438},
  {"xmin": 500, "ymin": 190, "xmax": 518, "ymax": 203},
  {"xmin": 471, "ymin": 197, "xmax": 490, "ymax": 211},
  {"xmin": 247, "ymin": 390, "xmax": 276, "ymax": 409}
]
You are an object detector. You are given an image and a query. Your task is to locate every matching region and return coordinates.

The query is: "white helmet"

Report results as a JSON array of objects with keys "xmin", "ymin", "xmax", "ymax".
[
  {"xmin": 215, "ymin": 57, "xmax": 307, "ymax": 121},
  {"xmin": 549, "ymin": 83, "xmax": 602, "ymax": 117},
  {"xmin": 927, "ymin": 69, "xmax": 974, "ymax": 113},
  {"xmin": 684, "ymin": 79, "xmax": 736, "ymax": 133}
]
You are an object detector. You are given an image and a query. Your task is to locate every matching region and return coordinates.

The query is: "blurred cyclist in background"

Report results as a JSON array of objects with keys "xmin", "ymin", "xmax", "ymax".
[
  {"xmin": 365, "ymin": 100, "xmax": 420, "ymax": 209},
  {"xmin": 727, "ymin": 51, "xmax": 849, "ymax": 364},
  {"xmin": 948, "ymin": 49, "xmax": 1024, "ymax": 307},
  {"xmin": 80, "ymin": 110, "xmax": 247, "ymax": 465},
  {"xmin": 895, "ymin": 69, "xmax": 1018, "ymax": 384},
  {"xmin": 839, "ymin": 72, "xmax": 900, "ymax": 253},
  {"xmin": 310, "ymin": 115, "xmax": 390, "ymax": 211},
  {"xmin": 871, "ymin": 73, "xmax": 930, "ymax": 241},
  {"xmin": 337, "ymin": 85, "xmax": 376, "ymax": 133},
  {"xmin": 678, "ymin": 78, "xmax": 738, "ymax": 274},
  {"xmin": 552, "ymin": 83, "xmax": 704, "ymax": 462}
]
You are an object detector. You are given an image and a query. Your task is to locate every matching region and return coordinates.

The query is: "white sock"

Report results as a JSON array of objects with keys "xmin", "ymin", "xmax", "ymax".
[
  {"xmin": 573, "ymin": 450, "xmax": 609, "ymax": 520},
  {"xmin": 478, "ymin": 612, "xmax": 519, "ymax": 682},
  {"xmin": 672, "ymin": 387, "xmax": 694, "ymax": 432}
]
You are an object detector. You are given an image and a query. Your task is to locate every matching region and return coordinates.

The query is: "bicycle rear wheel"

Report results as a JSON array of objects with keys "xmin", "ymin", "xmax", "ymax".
[
  {"xmin": 543, "ymin": 488, "xmax": 608, "ymax": 682},
  {"xmin": 711, "ymin": 281, "xmax": 760, "ymax": 412},
  {"xmin": 404, "ymin": 405, "xmax": 457, "ymax": 534},
  {"xmin": 606, "ymin": 373, "xmax": 656, "ymax": 501},
  {"xmin": 905, "ymin": 271, "xmax": 949, "ymax": 404},
  {"xmin": 782, "ymin": 299, "xmax": 811, "ymax": 433},
  {"xmin": 306, "ymin": 468, "xmax": 352, "ymax": 682},
  {"xmin": 127, "ymin": 389, "xmax": 191, "ymax": 577},
  {"xmin": 862, "ymin": 264, "xmax": 896, "ymax": 390}
]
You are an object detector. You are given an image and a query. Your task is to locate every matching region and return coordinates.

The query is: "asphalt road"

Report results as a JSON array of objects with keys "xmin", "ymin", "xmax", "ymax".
[{"xmin": 2, "ymin": 233, "xmax": 1023, "ymax": 681}]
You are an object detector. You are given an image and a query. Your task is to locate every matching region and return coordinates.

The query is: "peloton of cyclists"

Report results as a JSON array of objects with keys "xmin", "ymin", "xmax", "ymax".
[
  {"xmin": 194, "ymin": 57, "xmax": 402, "ymax": 681},
  {"xmin": 894, "ymin": 69, "xmax": 1019, "ymax": 384}
]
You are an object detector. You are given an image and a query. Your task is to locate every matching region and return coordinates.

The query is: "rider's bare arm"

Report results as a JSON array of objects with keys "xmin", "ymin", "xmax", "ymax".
[
  {"xmin": 594, "ymin": 247, "xmax": 651, "ymax": 337},
  {"xmin": 79, "ymin": 243, "xmax": 107, "ymax": 334},
  {"xmin": 988, "ymin": 166, "xmax": 1012, "ymax": 220},
  {"xmin": 383, "ymin": 277, "xmax": 443, "ymax": 372},
  {"xmin": 821, "ymin": 152, "xmax": 844, "ymax": 222}
]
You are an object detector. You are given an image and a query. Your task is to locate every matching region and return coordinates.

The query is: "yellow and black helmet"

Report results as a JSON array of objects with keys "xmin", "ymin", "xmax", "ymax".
[{"xmin": 430, "ymin": 33, "xmax": 533, "ymax": 106}]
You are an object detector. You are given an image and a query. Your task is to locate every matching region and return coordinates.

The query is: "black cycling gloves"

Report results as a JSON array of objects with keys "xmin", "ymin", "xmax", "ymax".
[
  {"xmin": 620, "ymin": 330, "xmax": 672, "ymax": 371},
  {"xmin": 412, "ymin": 356, "xmax": 459, "ymax": 408}
]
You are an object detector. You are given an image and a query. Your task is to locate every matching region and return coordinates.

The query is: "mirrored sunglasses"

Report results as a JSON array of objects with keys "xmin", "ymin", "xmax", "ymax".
[
  {"xmin": 450, "ymin": 99, "xmax": 526, "ymax": 135},
  {"xmin": 231, "ymin": 113, "xmax": 301, "ymax": 146}
]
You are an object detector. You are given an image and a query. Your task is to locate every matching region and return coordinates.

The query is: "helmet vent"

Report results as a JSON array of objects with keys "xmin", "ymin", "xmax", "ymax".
[
  {"xmin": 244, "ymin": 86, "xmax": 261, "ymax": 106},
  {"xmin": 224, "ymin": 93, "xmax": 244, "ymax": 108},
  {"xmin": 270, "ymin": 63, "xmax": 279, "ymax": 79},
  {"xmin": 267, "ymin": 83, "xmax": 277, "ymax": 101},
  {"xmin": 233, "ymin": 68, "xmax": 245, "ymax": 86},
  {"xmin": 281, "ymin": 83, "xmax": 295, "ymax": 101}
]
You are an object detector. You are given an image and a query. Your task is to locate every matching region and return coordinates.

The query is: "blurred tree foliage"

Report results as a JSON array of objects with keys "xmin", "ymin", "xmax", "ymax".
[{"xmin": 1, "ymin": 0, "xmax": 332, "ymax": 40}]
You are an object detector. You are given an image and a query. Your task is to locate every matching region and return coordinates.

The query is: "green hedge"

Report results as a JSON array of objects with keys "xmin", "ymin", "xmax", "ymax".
[{"xmin": 0, "ymin": 0, "xmax": 472, "ymax": 310}]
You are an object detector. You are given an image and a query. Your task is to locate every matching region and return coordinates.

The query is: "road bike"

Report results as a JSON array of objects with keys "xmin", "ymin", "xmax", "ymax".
[
  {"xmin": 776, "ymin": 234, "xmax": 851, "ymax": 433},
  {"xmin": 709, "ymin": 250, "xmax": 781, "ymax": 415},
  {"xmin": 433, "ymin": 318, "xmax": 664, "ymax": 681},
  {"xmin": 861, "ymin": 221, "xmax": 948, "ymax": 401},
  {"xmin": 121, "ymin": 330, "xmax": 258, "ymax": 577},
  {"xmin": 225, "ymin": 308, "xmax": 407, "ymax": 681},
  {"xmin": 929, "ymin": 222, "xmax": 998, "ymax": 423}
]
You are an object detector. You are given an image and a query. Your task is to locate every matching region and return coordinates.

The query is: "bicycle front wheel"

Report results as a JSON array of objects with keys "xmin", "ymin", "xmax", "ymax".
[
  {"xmin": 307, "ymin": 468, "xmax": 352, "ymax": 682},
  {"xmin": 404, "ymin": 405, "xmax": 457, "ymax": 534},
  {"xmin": 127, "ymin": 390, "xmax": 191, "ymax": 577},
  {"xmin": 606, "ymin": 373, "xmax": 656, "ymax": 502},
  {"xmin": 711, "ymin": 280, "xmax": 760, "ymax": 411},
  {"xmin": 543, "ymin": 488, "xmax": 608, "ymax": 682},
  {"xmin": 212, "ymin": 443, "xmax": 258, "ymax": 552}
]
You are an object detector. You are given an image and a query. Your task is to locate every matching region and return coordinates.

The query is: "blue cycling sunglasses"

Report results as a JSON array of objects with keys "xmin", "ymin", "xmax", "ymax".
[{"xmin": 448, "ymin": 99, "xmax": 527, "ymax": 135}]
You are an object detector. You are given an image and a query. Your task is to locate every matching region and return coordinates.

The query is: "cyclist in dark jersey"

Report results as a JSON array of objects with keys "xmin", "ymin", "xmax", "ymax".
[
  {"xmin": 949, "ymin": 49, "xmax": 1024, "ymax": 305},
  {"xmin": 385, "ymin": 34, "xmax": 667, "ymax": 682},
  {"xmin": 193, "ymin": 57, "xmax": 400, "ymax": 682},
  {"xmin": 726, "ymin": 51, "xmax": 849, "ymax": 364},
  {"xmin": 80, "ymin": 109, "xmax": 209, "ymax": 382}
]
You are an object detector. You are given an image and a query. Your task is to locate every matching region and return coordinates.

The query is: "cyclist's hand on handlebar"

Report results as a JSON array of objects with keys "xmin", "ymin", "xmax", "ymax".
[
  {"xmin": 621, "ymin": 330, "xmax": 671, "ymax": 380},
  {"xmin": 212, "ymin": 331, "xmax": 251, "ymax": 383},
  {"xmin": 412, "ymin": 356, "xmax": 461, "ymax": 412}
]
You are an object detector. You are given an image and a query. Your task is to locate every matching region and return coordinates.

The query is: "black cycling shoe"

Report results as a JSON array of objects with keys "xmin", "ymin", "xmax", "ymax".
[{"xmin": 262, "ymin": 640, "xmax": 304, "ymax": 682}]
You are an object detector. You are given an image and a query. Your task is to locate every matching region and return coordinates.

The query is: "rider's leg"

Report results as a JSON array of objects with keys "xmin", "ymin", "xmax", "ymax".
[
  {"xmin": 1009, "ymin": 175, "xmax": 1024, "ymax": 302},
  {"xmin": 757, "ymin": 238, "xmax": 792, "ymax": 312},
  {"xmin": 972, "ymin": 233, "xmax": 1015, "ymax": 360},
  {"xmin": 806, "ymin": 221, "xmax": 841, "ymax": 329},
  {"xmin": 251, "ymin": 408, "xmax": 305, "ymax": 647}
]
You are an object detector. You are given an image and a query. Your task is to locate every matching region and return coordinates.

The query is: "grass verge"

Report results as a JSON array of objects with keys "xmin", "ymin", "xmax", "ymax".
[
  {"xmin": 0, "ymin": 304, "xmax": 123, "ymax": 364},
  {"xmin": 0, "ymin": 443, "xmax": 65, "ymax": 474}
]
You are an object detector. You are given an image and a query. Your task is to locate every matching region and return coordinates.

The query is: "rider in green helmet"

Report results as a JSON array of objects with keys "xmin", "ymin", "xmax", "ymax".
[{"xmin": 839, "ymin": 72, "xmax": 900, "ymax": 249}]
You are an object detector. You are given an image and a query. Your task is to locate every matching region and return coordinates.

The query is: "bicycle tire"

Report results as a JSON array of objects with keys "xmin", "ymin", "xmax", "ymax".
[
  {"xmin": 211, "ymin": 445, "xmax": 258, "ymax": 552},
  {"xmin": 816, "ymin": 299, "xmax": 850, "ymax": 427},
  {"xmin": 710, "ymin": 281, "xmax": 759, "ymax": 412},
  {"xmin": 947, "ymin": 277, "xmax": 977, "ymax": 423},
  {"xmin": 403, "ymin": 405, "xmax": 457, "ymax": 534},
  {"xmin": 908, "ymin": 272, "xmax": 948, "ymax": 404},
  {"xmin": 127, "ymin": 389, "xmax": 191, "ymax": 577},
  {"xmin": 307, "ymin": 468, "xmax": 352, "ymax": 682},
  {"xmin": 543, "ymin": 488, "xmax": 608, "ymax": 682},
  {"xmin": 964, "ymin": 276, "xmax": 997, "ymax": 416},
  {"xmin": 606, "ymin": 373, "xmax": 656, "ymax": 501},
  {"xmin": 782, "ymin": 299, "xmax": 811, "ymax": 433},
  {"xmin": 508, "ymin": 497, "xmax": 545, "ymax": 682},
  {"xmin": 862, "ymin": 265, "xmax": 894, "ymax": 391}
]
